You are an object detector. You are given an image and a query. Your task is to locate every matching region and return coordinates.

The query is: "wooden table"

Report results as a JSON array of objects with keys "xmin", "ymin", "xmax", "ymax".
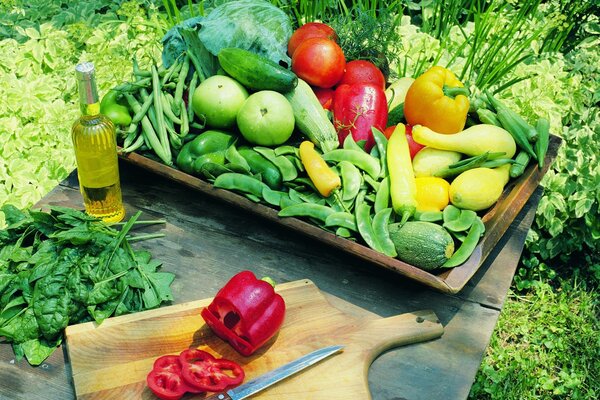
[{"xmin": 0, "ymin": 160, "xmax": 541, "ymax": 400}]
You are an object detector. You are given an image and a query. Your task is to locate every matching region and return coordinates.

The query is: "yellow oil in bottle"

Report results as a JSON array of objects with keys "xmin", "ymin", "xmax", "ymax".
[{"xmin": 72, "ymin": 62, "xmax": 125, "ymax": 223}]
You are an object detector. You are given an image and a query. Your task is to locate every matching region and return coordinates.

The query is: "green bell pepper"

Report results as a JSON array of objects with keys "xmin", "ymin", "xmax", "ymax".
[
  {"xmin": 100, "ymin": 90, "xmax": 132, "ymax": 127},
  {"xmin": 176, "ymin": 130, "xmax": 237, "ymax": 175}
]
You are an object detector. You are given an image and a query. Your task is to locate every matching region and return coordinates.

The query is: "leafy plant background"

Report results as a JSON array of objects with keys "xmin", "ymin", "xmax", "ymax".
[{"xmin": 0, "ymin": 0, "xmax": 598, "ymax": 398}]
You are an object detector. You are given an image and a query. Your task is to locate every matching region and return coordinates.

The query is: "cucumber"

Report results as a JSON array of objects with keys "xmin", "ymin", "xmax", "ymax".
[
  {"xmin": 218, "ymin": 48, "xmax": 298, "ymax": 93},
  {"xmin": 388, "ymin": 221, "xmax": 455, "ymax": 271}
]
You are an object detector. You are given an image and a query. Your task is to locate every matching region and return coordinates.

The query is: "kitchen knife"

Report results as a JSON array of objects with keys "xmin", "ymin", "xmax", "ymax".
[{"xmin": 204, "ymin": 345, "xmax": 344, "ymax": 400}]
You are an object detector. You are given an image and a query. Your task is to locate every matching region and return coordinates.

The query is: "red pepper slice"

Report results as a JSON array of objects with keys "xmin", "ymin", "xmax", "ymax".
[
  {"xmin": 201, "ymin": 270, "xmax": 286, "ymax": 356},
  {"xmin": 179, "ymin": 349, "xmax": 245, "ymax": 392},
  {"xmin": 146, "ymin": 355, "xmax": 203, "ymax": 400}
]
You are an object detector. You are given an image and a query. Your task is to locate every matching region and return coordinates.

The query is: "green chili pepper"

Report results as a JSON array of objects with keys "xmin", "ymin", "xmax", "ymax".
[
  {"xmin": 322, "ymin": 149, "xmax": 381, "ymax": 179},
  {"xmin": 372, "ymin": 208, "xmax": 397, "ymax": 257},
  {"xmin": 442, "ymin": 218, "xmax": 485, "ymax": 268},
  {"xmin": 214, "ymin": 173, "xmax": 269, "ymax": 198},
  {"xmin": 278, "ymin": 203, "xmax": 335, "ymax": 222}
]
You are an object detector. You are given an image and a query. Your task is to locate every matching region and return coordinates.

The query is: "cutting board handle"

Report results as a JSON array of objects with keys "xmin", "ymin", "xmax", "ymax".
[{"xmin": 351, "ymin": 309, "xmax": 443, "ymax": 364}]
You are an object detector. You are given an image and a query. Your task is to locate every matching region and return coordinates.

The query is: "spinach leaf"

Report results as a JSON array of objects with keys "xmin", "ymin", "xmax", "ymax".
[
  {"xmin": 20, "ymin": 337, "xmax": 62, "ymax": 366},
  {"xmin": 32, "ymin": 272, "xmax": 71, "ymax": 340}
]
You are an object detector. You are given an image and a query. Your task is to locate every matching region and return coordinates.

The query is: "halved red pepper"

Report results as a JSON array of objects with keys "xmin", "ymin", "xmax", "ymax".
[
  {"xmin": 179, "ymin": 349, "xmax": 245, "ymax": 392},
  {"xmin": 332, "ymin": 82, "xmax": 388, "ymax": 152},
  {"xmin": 201, "ymin": 270, "xmax": 286, "ymax": 356}
]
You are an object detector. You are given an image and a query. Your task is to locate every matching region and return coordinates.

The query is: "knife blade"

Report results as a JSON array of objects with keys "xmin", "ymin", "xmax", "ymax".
[{"xmin": 204, "ymin": 345, "xmax": 344, "ymax": 400}]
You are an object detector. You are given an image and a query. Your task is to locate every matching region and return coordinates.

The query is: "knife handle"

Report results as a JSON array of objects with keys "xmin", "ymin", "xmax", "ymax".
[{"xmin": 204, "ymin": 393, "xmax": 233, "ymax": 400}]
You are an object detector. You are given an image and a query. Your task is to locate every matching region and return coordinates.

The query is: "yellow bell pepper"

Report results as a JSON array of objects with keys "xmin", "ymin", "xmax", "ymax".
[{"xmin": 404, "ymin": 66, "xmax": 470, "ymax": 134}]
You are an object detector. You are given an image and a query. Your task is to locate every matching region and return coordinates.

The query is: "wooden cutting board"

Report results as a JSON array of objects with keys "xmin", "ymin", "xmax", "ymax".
[{"xmin": 65, "ymin": 279, "xmax": 444, "ymax": 399}]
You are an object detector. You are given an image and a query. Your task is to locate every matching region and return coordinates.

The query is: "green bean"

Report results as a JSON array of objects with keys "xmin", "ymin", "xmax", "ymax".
[
  {"xmin": 121, "ymin": 131, "xmax": 145, "ymax": 153},
  {"xmin": 187, "ymin": 71, "xmax": 199, "ymax": 123},
  {"xmin": 442, "ymin": 218, "xmax": 485, "ymax": 268},
  {"xmin": 254, "ymin": 147, "xmax": 298, "ymax": 182},
  {"xmin": 372, "ymin": 127, "xmax": 388, "ymax": 177},
  {"xmin": 179, "ymin": 99, "xmax": 189, "ymax": 137},
  {"xmin": 161, "ymin": 92, "xmax": 182, "ymax": 125},
  {"xmin": 112, "ymin": 77, "xmax": 151, "ymax": 93},
  {"xmin": 372, "ymin": 208, "xmax": 397, "ymax": 257},
  {"xmin": 123, "ymin": 93, "xmax": 172, "ymax": 165},
  {"xmin": 131, "ymin": 91, "xmax": 154, "ymax": 124},
  {"xmin": 173, "ymin": 54, "xmax": 190, "ymax": 115},
  {"xmin": 121, "ymin": 124, "xmax": 139, "ymax": 148},
  {"xmin": 278, "ymin": 203, "xmax": 335, "ymax": 222},
  {"xmin": 161, "ymin": 57, "xmax": 183, "ymax": 85},
  {"xmin": 322, "ymin": 149, "xmax": 381, "ymax": 179},
  {"xmin": 534, "ymin": 117, "xmax": 550, "ymax": 168},
  {"xmin": 213, "ymin": 173, "xmax": 269, "ymax": 198},
  {"xmin": 340, "ymin": 161, "xmax": 362, "ymax": 202},
  {"xmin": 325, "ymin": 212, "xmax": 357, "ymax": 231},
  {"xmin": 443, "ymin": 209, "xmax": 477, "ymax": 232},
  {"xmin": 343, "ymin": 134, "xmax": 365, "ymax": 153},
  {"xmin": 133, "ymin": 57, "xmax": 151, "ymax": 78},
  {"xmin": 355, "ymin": 203, "xmax": 383, "ymax": 253},
  {"xmin": 151, "ymin": 65, "xmax": 170, "ymax": 155},
  {"xmin": 374, "ymin": 176, "xmax": 390, "ymax": 214}
]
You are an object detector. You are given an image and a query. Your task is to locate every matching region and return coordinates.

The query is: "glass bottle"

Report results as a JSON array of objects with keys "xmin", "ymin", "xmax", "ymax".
[{"xmin": 71, "ymin": 62, "xmax": 125, "ymax": 223}]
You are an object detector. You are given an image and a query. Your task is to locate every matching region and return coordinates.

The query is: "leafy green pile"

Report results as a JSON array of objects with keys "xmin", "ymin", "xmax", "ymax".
[{"xmin": 0, "ymin": 205, "xmax": 174, "ymax": 365}]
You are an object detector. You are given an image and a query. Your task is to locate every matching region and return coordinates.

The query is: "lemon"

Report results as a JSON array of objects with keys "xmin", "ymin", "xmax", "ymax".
[
  {"xmin": 449, "ymin": 165, "xmax": 510, "ymax": 211},
  {"xmin": 415, "ymin": 177, "xmax": 450, "ymax": 212}
]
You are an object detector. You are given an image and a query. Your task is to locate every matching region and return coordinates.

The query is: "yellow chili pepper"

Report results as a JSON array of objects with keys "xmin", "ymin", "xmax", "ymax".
[
  {"xmin": 299, "ymin": 141, "xmax": 341, "ymax": 197},
  {"xmin": 387, "ymin": 124, "xmax": 417, "ymax": 223},
  {"xmin": 404, "ymin": 66, "xmax": 470, "ymax": 134}
]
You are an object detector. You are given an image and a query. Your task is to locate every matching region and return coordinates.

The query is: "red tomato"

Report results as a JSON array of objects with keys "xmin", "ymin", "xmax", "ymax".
[
  {"xmin": 292, "ymin": 37, "xmax": 346, "ymax": 89},
  {"xmin": 313, "ymin": 87, "xmax": 334, "ymax": 110},
  {"xmin": 338, "ymin": 60, "xmax": 386, "ymax": 89},
  {"xmin": 384, "ymin": 124, "xmax": 424, "ymax": 159},
  {"xmin": 288, "ymin": 22, "xmax": 338, "ymax": 56},
  {"xmin": 179, "ymin": 349, "xmax": 245, "ymax": 392}
]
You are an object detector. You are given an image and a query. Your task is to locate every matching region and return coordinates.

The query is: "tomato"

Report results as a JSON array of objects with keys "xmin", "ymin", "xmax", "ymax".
[
  {"xmin": 146, "ymin": 355, "xmax": 203, "ymax": 400},
  {"xmin": 313, "ymin": 87, "xmax": 334, "ymax": 110},
  {"xmin": 179, "ymin": 349, "xmax": 245, "ymax": 392},
  {"xmin": 338, "ymin": 60, "xmax": 386, "ymax": 89},
  {"xmin": 384, "ymin": 125, "xmax": 424, "ymax": 159},
  {"xmin": 292, "ymin": 37, "xmax": 346, "ymax": 89},
  {"xmin": 288, "ymin": 22, "xmax": 338, "ymax": 56}
]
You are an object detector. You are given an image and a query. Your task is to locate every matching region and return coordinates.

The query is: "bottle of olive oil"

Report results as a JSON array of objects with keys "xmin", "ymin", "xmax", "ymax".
[{"xmin": 71, "ymin": 62, "xmax": 125, "ymax": 223}]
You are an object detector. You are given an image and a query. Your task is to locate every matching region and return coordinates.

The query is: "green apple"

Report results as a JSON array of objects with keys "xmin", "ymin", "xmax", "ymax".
[
  {"xmin": 236, "ymin": 91, "xmax": 295, "ymax": 146},
  {"xmin": 192, "ymin": 75, "xmax": 248, "ymax": 129}
]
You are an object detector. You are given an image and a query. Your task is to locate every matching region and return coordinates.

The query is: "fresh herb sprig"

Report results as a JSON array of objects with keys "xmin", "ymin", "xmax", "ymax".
[{"xmin": 0, "ymin": 205, "xmax": 174, "ymax": 366}]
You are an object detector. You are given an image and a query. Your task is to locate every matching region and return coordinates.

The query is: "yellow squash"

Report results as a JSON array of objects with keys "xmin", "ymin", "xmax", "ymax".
[
  {"xmin": 412, "ymin": 124, "xmax": 517, "ymax": 159},
  {"xmin": 449, "ymin": 164, "xmax": 511, "ymax": 211},
  {"xmin": 412, "ymin": 147, "xmax": 463, "ymax": 177}
]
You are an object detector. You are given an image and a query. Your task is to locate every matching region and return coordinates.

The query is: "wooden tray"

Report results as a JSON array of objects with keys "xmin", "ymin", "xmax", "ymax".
[{"xmin": 119, "ymin": 135, "xmax": 561, "ymax": 294}]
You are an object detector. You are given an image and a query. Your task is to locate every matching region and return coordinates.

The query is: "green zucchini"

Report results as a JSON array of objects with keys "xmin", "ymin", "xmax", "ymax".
[
  {"xmin": 218, "ymin": 48, "xmax": 298, "ymax": 93},
  {"xmin": 284, "ymin": 78, "xmax": 339, "ymax": 153},
  {"xmin": 389, "ymin": 221, "xmax": 455, "ymax": 271}
]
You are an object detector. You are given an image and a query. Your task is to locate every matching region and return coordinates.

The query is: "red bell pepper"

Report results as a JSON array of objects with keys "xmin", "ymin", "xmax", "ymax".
[
  {"xmin": 179, "ymin": 349, "xmax": 245, "ymax": 392},
  {"xmin": 201, "ymin": 270, "xmax": 286, "ymax": 356},
  {"xmin": 146, "ymin": 355, "xmax": 204, "ymax": 400},
  {"xmin": 332, "ymin": 83, "xmax": 388, "ymax": 152}
]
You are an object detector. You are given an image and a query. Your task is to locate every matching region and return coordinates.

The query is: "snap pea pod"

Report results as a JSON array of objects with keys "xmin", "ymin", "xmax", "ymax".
[
  {"xmin": 245, "ymin": 193, "xmax": 261, "ymax": 203},
  {"xmin": 285, "ymin": 154, "xmax": 304, "ymax": 172},
  {"xmin": 374, "ymin": 176, "xmax": 390, "ymax": 214},
  {"xmin": 362, "ymin": 173, "xmax": 380, "ymax": 192},
  {"xmin": 340, "ymin": 161, "xmax": 362, "ymax": 202},
  {"xmin": 254, "ymin": 147, "xmax": 298, "ymax": 182},
  {"xmin": 413, "ymin": 210, "xmax": 443, "ymax": 222},
  {"xmin": 287, "ymin": 188, "xmax": 304, "ymax": 203},
  {"xmin": 279, "ymin": 193, "xmax": 300, "ymax": 209},
  {"xmin": 288, "ymin": 177, "xmax": 318, "ymax": 193},
  {"xmin": 443, "ymin": 209, "xmax": 477, "ymax": 232},
  {"xmin": 225, "ymin": 146, "xmax": 251, "ymax": 173},
  {"xmin": 200, "ymin": 162, "xmax": 233, "ymax": 180},
  {"xmin": 325, "ymin": 212, "xmax": 357, "ymax": 231},
  {"xmin": 343, "ymin": 134, "xmax": 366, "ymax": 153},
  {"xmin": 335, "ymin": 227, "xmax": 353, "ymax": 238},
  {"xmin": 371, "ymin": 208, "xmax": 397, "ymax": 257},
  {"xmin": 443, "ymin": 205, "xmax": 461, "ymax": 225},
  {"xmin": 371, "ymin": 127, "xmax": 389, "ymax": 178},
  {"xmin": 274, "ymin": 145, "xmax": 299, "ymax": 157},
  {"xmin": 370, "ymin": 146, "xmax": 379, "ymax": 159},
  {"xmin": 442, "ymin": 218, "xmax": 485, "ymax": 268},
  {"xmin": 262, "ymin": 187, "xmax": 284, "ymax": 207},
  {"xmin": 355, "ymin": 203, "xmax": 384, "ymax": 253},
  {"xmin": 279, "ymin": 203, "xmax": 336, "ymax": 222},
  {"xmin": 322, "ymin": 149, "xmax": 381, "ymax": 179},
  {"xmin": 213, "ymin": 173, "xmax": 269, "ymax": 198}
]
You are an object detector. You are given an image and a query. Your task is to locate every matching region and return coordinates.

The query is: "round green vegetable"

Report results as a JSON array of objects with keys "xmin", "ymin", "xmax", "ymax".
[{"xmin": 388, "ymin": 221, "xmax": 455, "ymax": 271}]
